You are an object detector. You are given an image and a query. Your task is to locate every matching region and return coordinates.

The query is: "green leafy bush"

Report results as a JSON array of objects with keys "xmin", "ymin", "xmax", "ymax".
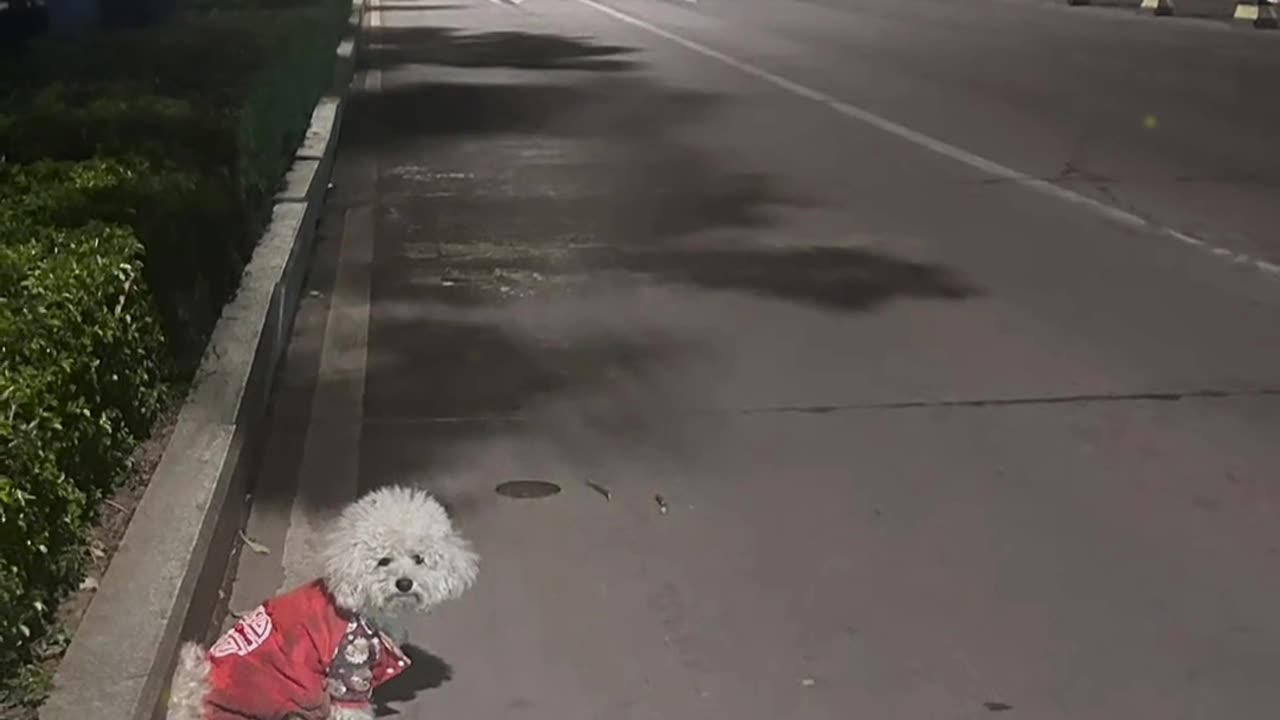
[
  {"xmin": 0, "ymin": 159, "xmax": 244, "ymax": 364},
  {"xmin": 0, "ymin": 86, "xmax": 237, "ymax": 177},
  {"xmin": 233, "ymin": 6, "xmax": 349, "ymax": 218},
  {"xmin": 0, "ymin": 0, "xmax": 351, "ymax": 698},
  {"xmin": 0, "ymin": 6, "xmax": 347, "ymax": 362},
  {"xmin": 0, "ymin": 221, "xmax": 164, "ymax": 677},
  {"xmin": 0, "ymin": 4, "xmax": 347, "ymax": 220},
  {"xmin": 1, "ymin": 10, "xmax": 324, "ymax": 104}
]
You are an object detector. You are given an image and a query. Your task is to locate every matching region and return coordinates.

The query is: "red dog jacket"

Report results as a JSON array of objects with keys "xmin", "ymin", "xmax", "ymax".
[{"xmin": 201, "ymin": 580, "xmax": 410, "ymax": 719}]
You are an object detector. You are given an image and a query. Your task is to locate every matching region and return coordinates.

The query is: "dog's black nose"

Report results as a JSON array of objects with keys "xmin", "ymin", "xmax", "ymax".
[{"xmin": 396, "ymin": 577, "xmax": 414, "ymax": 593}]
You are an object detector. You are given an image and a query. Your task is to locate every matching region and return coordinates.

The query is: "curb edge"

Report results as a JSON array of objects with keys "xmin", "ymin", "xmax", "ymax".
[{"xmin": 39, "ymin": 3, "xmax": 367, "ymax": 718}]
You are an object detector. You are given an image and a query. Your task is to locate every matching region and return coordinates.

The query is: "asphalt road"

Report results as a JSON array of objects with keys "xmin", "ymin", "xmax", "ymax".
[{"xmin": 229, "ymin": 1, "xmax": 1280, "ymax": 718}]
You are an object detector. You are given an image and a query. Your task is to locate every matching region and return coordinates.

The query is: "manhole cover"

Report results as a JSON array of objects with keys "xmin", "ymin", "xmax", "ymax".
[{"xmin": 495, "ymin": 480, "xmax": 561, "ymax": 499}]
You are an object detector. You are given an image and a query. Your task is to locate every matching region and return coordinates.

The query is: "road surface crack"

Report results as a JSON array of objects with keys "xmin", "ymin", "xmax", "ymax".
[
  {"xmin": 738, "ymin": 387, "xmax": 1280, "ymax": 416},
  {"xmin": 357, "ymin": 387, "xmax": 1280, "ymax": 425}
]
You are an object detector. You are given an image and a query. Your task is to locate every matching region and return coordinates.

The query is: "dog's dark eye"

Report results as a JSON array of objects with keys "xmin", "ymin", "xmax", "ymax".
[
  {"xmin": 412, "ymin": 554, "xmax": 424, "ymax": 565},
  {"xmin": 377, "ymin": 557, "xmax": 392, "ymax": 567}
]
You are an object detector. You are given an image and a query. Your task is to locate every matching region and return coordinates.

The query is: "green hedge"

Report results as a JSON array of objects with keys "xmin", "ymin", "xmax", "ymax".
[
  {"xmin": 0, "ymin": 159, "xmax": 242, "ymax": 360},
  {"xmin": 0, "ymin": 0, "xmax": 350, "ymax": 701},
  {"xmin": 0, "ymin": 221, "xmax": 164, "ymax": 679},
  {"xmin": 0, "ymin": 2, "xmax": 349, "ymax": 363}
]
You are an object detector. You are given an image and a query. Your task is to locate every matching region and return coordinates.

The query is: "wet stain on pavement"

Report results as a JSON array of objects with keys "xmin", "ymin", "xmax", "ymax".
[{"xmin": 496, "ymin": 479, "xmax": 562, "ymax": 499}]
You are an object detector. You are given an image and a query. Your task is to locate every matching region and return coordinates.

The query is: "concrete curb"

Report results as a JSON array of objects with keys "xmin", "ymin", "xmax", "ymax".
[{"xmin": 39, "ymin": 3, "xmax": 365, "ymax": 718}]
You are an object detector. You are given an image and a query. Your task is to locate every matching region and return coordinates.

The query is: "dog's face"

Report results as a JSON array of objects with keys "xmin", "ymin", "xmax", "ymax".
[{"xmin": 321, "ymin": 486, "xmax": 478, "ymax": 618}]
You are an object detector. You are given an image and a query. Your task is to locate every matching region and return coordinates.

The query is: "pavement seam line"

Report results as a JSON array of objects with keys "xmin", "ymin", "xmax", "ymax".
[
  {"xmin": 346, "ymin": 386, "xmax": 1280, "ymax": 424},
  {"xmin": 574, "ymin": 0, "xmax": 1280, "ymax": 280},
  {"xmin": 733, "ymin": 387, "xmax": 1280, "ymax": 414}
]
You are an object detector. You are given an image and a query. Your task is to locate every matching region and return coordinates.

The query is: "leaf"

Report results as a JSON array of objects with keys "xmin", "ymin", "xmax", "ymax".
[
  {"xmin": 239, "ymin": 530, "xmax": 270, "ymax": 555},
  {"xmin": 654, "ymin": 494, "xmax": 669, "ymax": 515}
]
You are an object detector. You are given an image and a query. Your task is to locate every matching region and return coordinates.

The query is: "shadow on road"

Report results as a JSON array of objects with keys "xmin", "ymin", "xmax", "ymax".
[
  {"xmin": 373, "ymin": 643, "xmax": 453, "ymax": 716},
  {"xmin": 365, "ymin": 25, "xmax": 639, "ymax": 72},
  {"xmin": 404, "ymin": 244, "xmax": 974, "ymax": 312},
  {"xmin": 362, "ymin": 315, "xmax": 680, "ymax": 419},
  {"xmin": 256, "ymin": 24, "xmax": 978, "ymax": 518},
  {"xmin": 350, "ymin": 76, "xmax": 717, "ymax": 146}
]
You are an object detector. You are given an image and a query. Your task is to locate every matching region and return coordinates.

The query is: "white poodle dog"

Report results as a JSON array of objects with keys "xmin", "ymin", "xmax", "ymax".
[{"xmin": 166, "ymin": 486, "xmax": 478, "ymax": 720}]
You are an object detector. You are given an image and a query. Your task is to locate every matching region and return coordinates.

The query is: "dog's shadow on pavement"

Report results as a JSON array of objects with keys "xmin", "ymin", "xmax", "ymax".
[{"xmin": 373, "ymin": 643, "xmax": 454, "ymax": 716}]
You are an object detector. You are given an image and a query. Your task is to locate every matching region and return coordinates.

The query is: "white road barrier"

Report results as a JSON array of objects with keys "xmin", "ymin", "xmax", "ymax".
[
  {"xmin": 1066, "ymin": 0, "xmax": 1276, "ymax": 27},
  {"xmin": 1234, "ymin": 0, "xmax": 1279, "ymax": 27}
]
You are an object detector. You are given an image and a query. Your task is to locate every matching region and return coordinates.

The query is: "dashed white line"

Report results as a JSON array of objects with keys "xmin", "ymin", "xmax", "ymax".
[{"xmin": 575, "ymin": 0, "xmax": 1278, "ymax": 279}]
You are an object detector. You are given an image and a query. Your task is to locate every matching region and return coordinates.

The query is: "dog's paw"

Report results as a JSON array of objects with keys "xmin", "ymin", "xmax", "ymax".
[{"xmin": 329, "ymin": 704, "xmax": 375, "ymax": 720}]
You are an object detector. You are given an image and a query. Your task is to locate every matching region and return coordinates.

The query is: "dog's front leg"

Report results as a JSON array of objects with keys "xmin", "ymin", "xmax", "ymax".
[{"xmin": 329, "ymin": 703, "xmax": 374, "ymax": 720}]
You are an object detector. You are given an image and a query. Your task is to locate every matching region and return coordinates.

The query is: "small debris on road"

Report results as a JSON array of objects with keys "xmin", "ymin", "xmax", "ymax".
[
  {"xmin": 800, "ymin": 677, "xmax": 816, "ymax": 687},
  {"xmin": 655, "ymin": 494, "xmax": 669, "ymax": 515},
  {"xmin": 586, "ymin": 480, "xmax": 612, "ymax": 501},
  {"xmin": 239, "ymin": 530, "xmax": 271, "ymax": 555},
  {"xmin": 439, "ymin": 270, "xmax": 471, "ymax": 287},
  {"xmin": 308, "ymin": 290, "xmax": 322, "ymax": 298},
  {"xmin": 984, "ymin": 701, "xmax": 1013, "ymax": 712},
  {"xmin": 79, "ymin": 577, "xmax": 99, "ymax": 592}
]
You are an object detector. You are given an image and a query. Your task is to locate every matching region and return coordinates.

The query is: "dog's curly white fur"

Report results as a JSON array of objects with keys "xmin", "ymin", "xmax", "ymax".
[{"xmin": 166, "ymin": 486, "xmax": 477, "ymax": 720}]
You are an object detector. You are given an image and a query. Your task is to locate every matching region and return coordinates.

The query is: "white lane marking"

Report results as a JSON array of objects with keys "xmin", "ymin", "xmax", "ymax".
[
  {"xmin": 575, "ymin": 0, "xmax": 1278, "ymax": 279},
  {"xmin": 279, "ymin": 6, "xmax": 381, "ymax": 591}
]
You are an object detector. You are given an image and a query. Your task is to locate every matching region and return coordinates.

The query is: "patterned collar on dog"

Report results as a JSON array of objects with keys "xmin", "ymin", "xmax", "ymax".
[{"xmin": 327, "ymin": 615, "xmax": 409, "ymax": 703}]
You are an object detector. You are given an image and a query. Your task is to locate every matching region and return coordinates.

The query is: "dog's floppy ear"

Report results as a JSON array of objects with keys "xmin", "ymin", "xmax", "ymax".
[
  {"xmin": 423, "ymin": 516, "xmax": 479, "ymax": 604},
  {"xmin": 444, "ymin": 530, "xmax": 479, "ymax": 598}
]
